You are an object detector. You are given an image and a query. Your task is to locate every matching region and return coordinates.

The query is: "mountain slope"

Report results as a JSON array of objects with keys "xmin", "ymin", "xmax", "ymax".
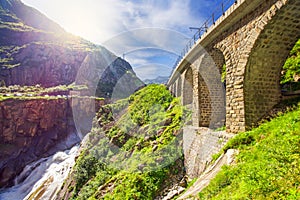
[
  {"xmin": 144, "ymin": 76, "xmax": 169, "ymax": 85},
  {"xmin": 198, "ymin": 101, "xmax": 300, "ymax": 199},
  {"xmin": 0, "ymin": 0, "xmax": 144, "ymax": 189},
  {"xmin": 0, "ymin": 0, "xmax": 64, "ymax": 33},
  {"xmin": 56, "ymin": 85, "xmax": 188, "ymax": 200},
  {"xmin": 0, "ymin": 0, "xmax": 144, "ymax": 96}
]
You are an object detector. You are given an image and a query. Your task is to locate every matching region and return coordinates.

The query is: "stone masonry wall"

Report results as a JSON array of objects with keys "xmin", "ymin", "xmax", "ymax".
[
  {"xmin": 215, "ymin": 0, "xmax": 300, "ymax": 132},
  {"xmin": 168, "ymin": 0, "xmax": 300, "ymax": 133},
  {"xmin": 243, "ymin": 0, "xmax": 300, "ymax": 126},
  {"xmin": 182, "ymin": 67, "xmax": 193, "ymax": 105},
  {"xmin": 183, "ymin": 126, "xmax": 234, "ymax": 179},
  {"xmin": 176, "ymin": 76, "xmax": 182, "ymax": 97},
  {"xmin": 191, "ymin": 51, "xmax": 226, "ymax": 129},
  {"xmin": 198, "ymin": 73, "xmax": 212, "ymax": 127}
]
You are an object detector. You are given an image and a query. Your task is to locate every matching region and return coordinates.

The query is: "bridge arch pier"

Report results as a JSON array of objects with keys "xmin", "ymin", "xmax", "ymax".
[
  {"xmin": 192, "ymin": 50, "xmax": 226, "ymax": 129},
  {"xmin": 168, "ymin": 0, "xmax": 300, "ymax": 133},
  {"xmin": 175, "ymin": 76, "xmax": 182, "ymax": 97},
  {"xmin": 182, "ymin": 67, "xmax": 193, "ymax": 107}
]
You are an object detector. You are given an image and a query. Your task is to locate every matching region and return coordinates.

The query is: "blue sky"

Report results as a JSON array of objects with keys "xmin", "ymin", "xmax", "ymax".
[{"xmin": 22, "ymin": 0, "xmax": 228, "ymax": 80}]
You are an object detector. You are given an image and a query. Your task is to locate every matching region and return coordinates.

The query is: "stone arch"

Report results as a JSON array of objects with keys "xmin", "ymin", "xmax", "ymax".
[
  {"xmin": 170, "ymin": 83, "xmax": 176, "ymax": 96},
  {"xmin": 209, "ymin": 48, "xmax": 226, "ymax": 74},
  {"xmin": 197, "ymin": 70, "xmax": 211, "ymax": 127},
  {"xmin": 176, "ymin": 75, "xmax": 182, "ymax": 97},
  {"xmin": 173, "ymin": 82, "xmax": 177, "ymax": 96},
  {"xmin": 212, "ymin": 0, "xmax": 287, "ymax": 132},
  {"xmin": 182, "ymin": 66, "xmax": 193, "ymax": 106},
  {"xmin": 168, "ymin": 0, "xmax": 300, "ymax": 133},
  {"xmin": 215, "ymin": 43, "xmax": 236, "ymax": 130},
  {"xmin": 244, "ymin": 0, "xmax": 300, "ymax": 127},
  {"xmin": 196, "ymin": 50, "xmax": 226, "ymax": 128}
]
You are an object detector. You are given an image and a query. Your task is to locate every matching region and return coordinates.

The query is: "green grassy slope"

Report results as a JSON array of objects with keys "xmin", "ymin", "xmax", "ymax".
[
  {"xmin": 65, "ymin": 84, "xmax": 189, "ymax": 200},
  {"xmin": 281, "ymin": 39, "xmax": 300, "ymax": 91},
  {"xmin": 198, "ymin": 103, "xmax": 300, "ymax": 199}
]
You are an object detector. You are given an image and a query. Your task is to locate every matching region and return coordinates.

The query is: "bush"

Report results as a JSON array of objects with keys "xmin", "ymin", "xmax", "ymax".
[
  {"xmin": 281, "ymin": 39, "xmax": 300, "ymax": 86},
  {"xmin": 199, "ymin": 103, "xmax": 300, "ymax": 199},
  {"xmin": 70, "ymin": 84, "xmax": 186, "ymax": 199}
]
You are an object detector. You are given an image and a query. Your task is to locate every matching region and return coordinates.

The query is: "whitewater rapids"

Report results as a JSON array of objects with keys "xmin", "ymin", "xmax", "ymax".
[{"xmin": 0, "ymin": 145, "xmax": 79, "ymax": 200}]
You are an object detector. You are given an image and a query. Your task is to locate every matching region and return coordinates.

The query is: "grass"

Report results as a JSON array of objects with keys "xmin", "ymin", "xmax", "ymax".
[
  {"xmin": 0, "ymin": 84, "xmax": 92, "ymax": 101},
  {"xmin": 68, "ymin": 84, "xmax": 188, "ymax": 199},
  {"xmin": 198, "ymin": 102, "xmax": 300, "ymax": 199}
]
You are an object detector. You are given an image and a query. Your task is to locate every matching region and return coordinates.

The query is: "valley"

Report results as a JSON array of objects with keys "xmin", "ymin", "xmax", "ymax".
[{"xmin": 0, "ymin": 0, "xmax": 299, "ymax": 200}]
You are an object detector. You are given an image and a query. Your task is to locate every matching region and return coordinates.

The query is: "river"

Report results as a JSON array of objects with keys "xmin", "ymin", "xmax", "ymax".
[{"xmin": 0, "ymin": 145, "xmax": 79, "ymax": 200}]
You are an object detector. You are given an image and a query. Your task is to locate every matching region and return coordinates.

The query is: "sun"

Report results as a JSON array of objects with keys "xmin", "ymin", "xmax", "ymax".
[{"xmin": 62, "ymin": 6, "xmax": 97, "ymax": 40}]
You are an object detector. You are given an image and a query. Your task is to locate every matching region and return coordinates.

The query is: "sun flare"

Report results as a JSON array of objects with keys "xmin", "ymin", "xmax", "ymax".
[{"xmin": 62, "ymin": 7, "xmax": 97, "ymax": 40}]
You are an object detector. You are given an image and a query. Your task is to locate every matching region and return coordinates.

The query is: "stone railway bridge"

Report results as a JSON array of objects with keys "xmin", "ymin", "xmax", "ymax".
[{"xmin": 168, "ymin": 0, "xmax": 300, "ymax": 133}]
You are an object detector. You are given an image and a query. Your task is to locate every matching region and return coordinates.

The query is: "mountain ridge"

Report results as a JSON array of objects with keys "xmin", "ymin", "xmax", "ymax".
[
  {"xmin": 0, "ymin": 0, "xmax": 65, "ymax": 33},
  {"xmin": 0, "ymin": 0, "xmax": 144, "ymax": 95},
  {"xmin": 144, "ymin": 75, "xmax": 169, "ymax": 84},
  {"xmin": 0, "ymin": 0, "xmax": 144, "ymax": 188}
]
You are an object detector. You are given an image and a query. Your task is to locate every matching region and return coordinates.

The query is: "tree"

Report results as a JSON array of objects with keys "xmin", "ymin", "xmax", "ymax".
[{"xmin": 281, "ymin": 39, "xmax": 300, "ymax": 86}]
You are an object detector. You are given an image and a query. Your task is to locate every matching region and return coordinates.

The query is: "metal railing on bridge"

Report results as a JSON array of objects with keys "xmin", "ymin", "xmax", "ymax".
[{"xmin": 171, "ymin": 0, "xmax": 238, "ymax": 75}]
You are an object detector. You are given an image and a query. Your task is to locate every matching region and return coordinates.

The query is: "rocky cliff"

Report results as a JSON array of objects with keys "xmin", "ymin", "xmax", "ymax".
[
  {"xmin": 0, "ymin": 0, "xmax": 144, "ymax": 95},
  {"xmin": 0, "ymin": 96, "xmax": 104, "ymax": 188},
  {"xmin": 56, "ymin": 85, "xmax": 186, "ymax": 200},
  {"xmin": 0, "ymin": 0, "xmax": 144, "ymax": 188},
  {"xmin": 0, "ymin": 0, "xmax": 64, "ymax": 33}
]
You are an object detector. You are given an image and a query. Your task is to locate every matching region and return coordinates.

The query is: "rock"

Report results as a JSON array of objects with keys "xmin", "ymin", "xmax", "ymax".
[
  {"xmin": 110, "ymin": 132, "xmax": 131, "ymax": 147},
  {"xmin": 179, "ymin": 178, "xmax": 187, "ymax": 187},
  {"xmin": 0, "ymin": 167, "xmax": 15, "ymax": 187},
  {"xmin": 0, "ymin": 0, "xmax": 145, "ymax": 189},
  {"xmin": 159, "ymin": 118, "xmax": 173, "ymax": 126},
  {"xmin": 152, "ymin": 145, "xmax": 158, "ymax": 152},
  {"xmin": 172, "ymin": 129, "xmax": 181, "ymax": 136},
  {"xmin": 144, "ymin": 135, "xmax": 150, "ymax": 141},
  {"xmin": 138, "ymin": 163, "xmax": 146, "ymax": 171},
  {"xmin": 0, "ymin": 97, "xmax": 104, "ymax": 188},
  {"xmin": 152, "ymin": 140, "xmax": 158, "ymax": 145},
  {"xmin": 0, "ymin": 1, "xmax": 144, "ymax": 98},
  {"xmin": 155, "ymin": 157, "xmax": 164, "ymax": 163},
  {"xmin": 135, "ymin": 141, "xmax": 142, "ymax": 150},
  {"xmin": 161, "ymin": 186, "xmax": 185, "ymax": 200},
  {"xmin": 157, "ymin": 128, "xmax": 165, "ymax": 137}
]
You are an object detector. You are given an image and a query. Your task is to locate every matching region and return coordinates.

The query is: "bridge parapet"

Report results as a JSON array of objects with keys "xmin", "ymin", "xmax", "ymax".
[{"xmin": 168, "ymin": 0, "xmax": 300, "ymax": 133}]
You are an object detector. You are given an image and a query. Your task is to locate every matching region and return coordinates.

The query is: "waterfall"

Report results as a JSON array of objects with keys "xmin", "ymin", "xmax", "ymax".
[{"xmin": 0, "ymin": 145, "xmax": 79, "ymax": 200}]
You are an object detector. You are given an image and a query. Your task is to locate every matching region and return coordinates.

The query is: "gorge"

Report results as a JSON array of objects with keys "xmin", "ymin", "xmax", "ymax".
[
  {"xmin": 0, "ymin": 0, "xmax": 300, "ymax": 199},
  {"xmin": 0, "ymin": 0, "xmax": 144, "ymax": 195}
]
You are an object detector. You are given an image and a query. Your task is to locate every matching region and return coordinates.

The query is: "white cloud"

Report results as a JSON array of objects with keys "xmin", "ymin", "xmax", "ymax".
[
  {"xmin": 120, "ymin": 0, "xmax": 199, "ymax": 30},
  {"xmin": 103, "ymin": 28, "xmax": 189, "ymax": 57},
  {"xmin": 22, "ymin": 0, "xmax": 204, "ymax": 79},
  {"xmin": 128, "ymin": 58, "xmax": 149, "ymax": 66},
  {"xmin": 134, "ymin": 64, "xmax": 172, "ymax": 80},
  {"xmin": 22, "ymin": 0, "xmax": 199, "ymax": 43}
]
